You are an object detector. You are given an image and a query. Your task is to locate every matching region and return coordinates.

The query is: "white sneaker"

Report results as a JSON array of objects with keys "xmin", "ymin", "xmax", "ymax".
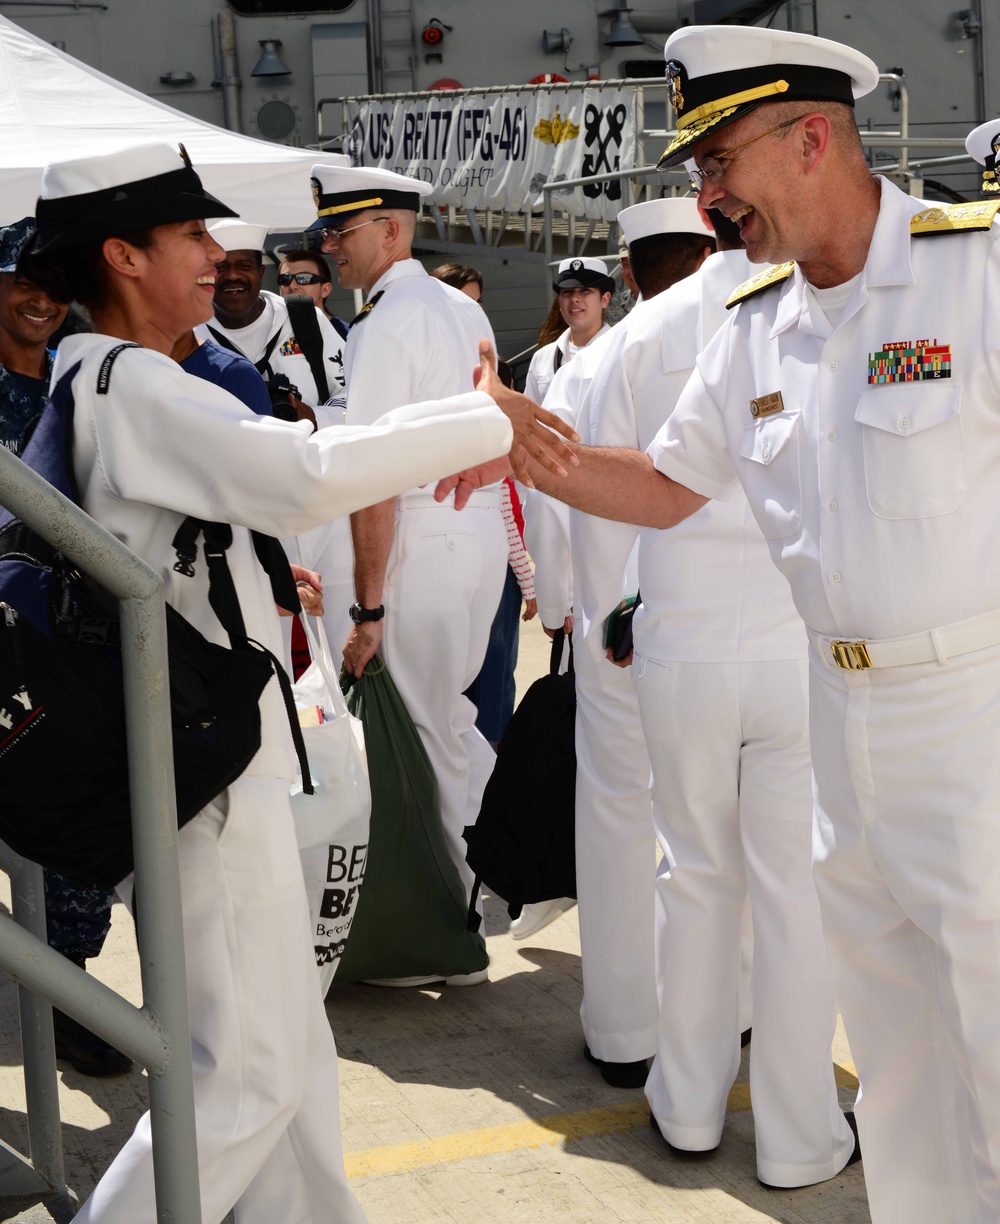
[
  {"xmin": 362, "ymin": 968, "xmax": 489, "ymax": 988},
  {"xmin": 509, "ymin": 898, "xmax": 577, "ymax": 941}
]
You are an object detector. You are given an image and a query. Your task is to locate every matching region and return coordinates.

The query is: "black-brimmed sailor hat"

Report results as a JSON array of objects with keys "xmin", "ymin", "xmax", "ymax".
[
  {"xmin": 966, "ymin": 120, "xmax": 1000, "ymax": 195},
  {"xmin": 0, "ymin": 218, "xmax": 36, "ymax": 274},
  {"xmin": 617, "ymin": 197, "xmax": 713, "ymax": 245},
  {"xmin": 657, "ymin": 25, "xmax": 880, "ymax": 170},
  {"xmin": 306, "ymin": 164, "xmax": 434, "ymax": 232},
  {"xmin": 552, "ymin": 257, "xmax": 615, "ymax": 294},
  {"xmin": 30, "ymin": 141, "xmax": 237, "ymax": 256}
]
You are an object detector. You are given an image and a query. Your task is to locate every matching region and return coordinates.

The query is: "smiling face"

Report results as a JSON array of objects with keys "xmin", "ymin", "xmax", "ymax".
[
  {"xmin": 140, "ymin": 220, "xmax": 224, "ymax": 333},
  {"xmin": 557, "ymin": 285, "xmax": 610, "ymax": 343},
  {"xmin": 0, "ymin": 273, "xmax": 68, "ymax": 353},
  {"xmin": 212, "ymin": 247, "xmax": 264, "ymax": 326},
  {"xmin": 320, "ymin": 211, "xmax": 394, "ymax": 293},
  {"xmin": 690, "ymin": 110, "xmax": 805, "ymax": 267}
]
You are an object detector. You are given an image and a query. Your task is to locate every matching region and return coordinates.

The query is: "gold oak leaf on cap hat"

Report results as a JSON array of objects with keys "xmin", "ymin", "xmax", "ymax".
[{"xmin": 657, "ymin": 25, "xmax": 879, "ymax": 170}]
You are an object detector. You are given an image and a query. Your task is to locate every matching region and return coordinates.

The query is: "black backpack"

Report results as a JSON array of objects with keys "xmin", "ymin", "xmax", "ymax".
[
  {"xmin": 0, "ymin": 343, "xmax": 310, "ymax": 888},
  {"xmin": 464, "ymin": 630, "xmax": 576, "ymax": 926}
]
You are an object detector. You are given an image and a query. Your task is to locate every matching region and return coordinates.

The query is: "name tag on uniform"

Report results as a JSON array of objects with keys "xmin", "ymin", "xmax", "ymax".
[{"xmin": 750, "ymin": 391, "xmax": 784, "ymax": 419}]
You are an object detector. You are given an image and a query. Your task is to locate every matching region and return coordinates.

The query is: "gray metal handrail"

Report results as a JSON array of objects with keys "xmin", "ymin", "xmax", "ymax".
[{"xmin": 0, "ymin": 444, "xmax": 202, "ymax": 1222}]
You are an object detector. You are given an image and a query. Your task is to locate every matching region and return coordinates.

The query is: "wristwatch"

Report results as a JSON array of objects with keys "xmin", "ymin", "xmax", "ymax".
[{"xmin": 349, "ymin": 602, "xmax": 385, "ymax": 624}]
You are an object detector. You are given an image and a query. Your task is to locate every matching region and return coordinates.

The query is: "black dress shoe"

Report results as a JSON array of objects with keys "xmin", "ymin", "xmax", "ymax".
[
  {"xmin": 649, "ymin": 1112, "xmax": 720, "ymax": 1159},
  {"xmin": 583, "ymin": 1044, "xmax": 649, "ymax": 1089},
  {"xmin": 53, "ymin": 1010, "xmax": 133, "ymax": 1077},
  {"xmin": 757, "ymin": 1111, "xmax": 862, "ymax": 1189}
]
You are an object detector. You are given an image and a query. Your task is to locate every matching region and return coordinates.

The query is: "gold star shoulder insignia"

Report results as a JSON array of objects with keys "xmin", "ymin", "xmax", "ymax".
[
  {"xmin": 726, "ymin": 261, "xmax": 795, "ymax": 310},
  {"xmin": 911, "ymin": 200, "xmax": 1000, "ymax": 236}
]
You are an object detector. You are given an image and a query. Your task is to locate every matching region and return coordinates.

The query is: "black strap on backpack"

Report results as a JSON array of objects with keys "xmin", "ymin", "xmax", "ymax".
[
  {"xmin": 93, "ymin": 343, "xmax": 311, "ymax": 795},
  {"xmin": 283, "ymin": 295, "xmax": 330, "ymax": 404}
]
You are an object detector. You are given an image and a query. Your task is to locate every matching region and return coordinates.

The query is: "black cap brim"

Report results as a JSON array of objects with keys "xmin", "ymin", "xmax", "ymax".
[
  {"xmin": 32, "ymin": 169, "xmax": 237, "ymax": 256},
  {"xmin": 553, "ymin": 271, "xmax": 615, "ymax": 293}
]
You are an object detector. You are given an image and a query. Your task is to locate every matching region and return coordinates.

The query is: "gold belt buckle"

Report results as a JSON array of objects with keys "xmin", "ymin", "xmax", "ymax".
[{"xmin": 830, "ymin": 639, "xmax": 873, "ymax": 670}]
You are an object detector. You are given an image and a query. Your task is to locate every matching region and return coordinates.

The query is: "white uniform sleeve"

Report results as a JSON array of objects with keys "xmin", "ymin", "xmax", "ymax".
[
  {"xmin": 520, "ymin": 359, "xmax": 583, "ymax": 628},
  {"xmin": 85, "ymin": 351, "xmax": 512, "ymax": 537}
]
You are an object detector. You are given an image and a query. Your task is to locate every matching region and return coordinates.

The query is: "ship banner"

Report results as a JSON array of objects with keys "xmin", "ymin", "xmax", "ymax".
[{"xmin": 346, "ymin": 84, "xmax": 636, "ymax": 221}]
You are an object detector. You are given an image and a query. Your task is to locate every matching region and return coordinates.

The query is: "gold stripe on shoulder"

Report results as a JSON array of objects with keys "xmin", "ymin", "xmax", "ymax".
[
  {"xmin": 910, "ymin": 200, "xmax": 1000, "ymax": 236},
  {"xmin": 726, "ymin": 261, "xmax": 795, "ymax": 310}
]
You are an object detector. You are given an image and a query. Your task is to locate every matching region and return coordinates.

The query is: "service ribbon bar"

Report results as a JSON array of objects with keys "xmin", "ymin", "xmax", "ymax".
[{"xmin": 867, "ymin": 341, "xmax": 952, "ymax": 385}]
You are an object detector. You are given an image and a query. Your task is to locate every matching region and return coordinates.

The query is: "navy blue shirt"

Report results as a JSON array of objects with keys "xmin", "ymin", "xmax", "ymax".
[
  {"xmin": 0, "ymin": 352, "xmax": 54, "ymax": 454},
  {"xmin": 180, "ymin": 340, "xmax": 273, "ymax": 416}
]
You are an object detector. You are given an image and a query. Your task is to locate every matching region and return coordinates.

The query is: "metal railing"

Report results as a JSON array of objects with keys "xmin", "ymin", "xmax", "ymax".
[{"xmin": 0, "ymin": 445, "xmax": 202, "ymax": 1222}]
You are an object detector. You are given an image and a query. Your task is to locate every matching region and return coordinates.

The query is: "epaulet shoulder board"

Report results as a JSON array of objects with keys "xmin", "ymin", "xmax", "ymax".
[
  {"xmin": 910, "ymin": 200, "xmax": 1000, "ymax": 237},
  {"xmin": 725, "ymin": 261, "xmax": 795, "ymax": 310}
]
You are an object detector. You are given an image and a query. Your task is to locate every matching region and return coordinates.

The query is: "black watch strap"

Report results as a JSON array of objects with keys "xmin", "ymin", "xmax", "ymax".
[{"xmin": 350, "ymin": 601, "xmax": 385, "ymax": 623}]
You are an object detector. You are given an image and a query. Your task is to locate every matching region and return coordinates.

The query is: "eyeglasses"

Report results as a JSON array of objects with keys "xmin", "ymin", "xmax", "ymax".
[
  {"xmin": 277, "ymin": 271, "xmax": 325, "ymax": 287},
  {"xmin": 689, "ymin": 117, "xmax": 801, "ymax": 191},
  {"xmin": 316, "ymin": 216, "xmax": 389, "ymax": 245}
]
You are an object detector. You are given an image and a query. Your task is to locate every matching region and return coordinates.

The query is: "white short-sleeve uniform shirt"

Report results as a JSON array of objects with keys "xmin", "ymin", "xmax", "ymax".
[{"xmin": 649, "ymin": 177, "xmax": 1000, "ymax": 642}]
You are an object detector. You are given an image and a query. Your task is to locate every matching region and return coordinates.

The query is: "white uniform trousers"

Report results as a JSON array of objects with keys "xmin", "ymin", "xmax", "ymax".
[
  {"xmin": 380, "ymin": 497, "xmax": 508, "ymax": 896},
  {"xmin": 634, "ymin": 656, "xmax": 853, "ymax": 1187},
  {"xmin": 574, "ymin": 637, "xmax": 657, "ymax": 1062},
  {"xmin": 810, "ymin": 641, "xmax": 1000, "ymax": 1224},
  {"xmin": 75, "ymin": 775, "xmax": 366, "ymax": 1224}
]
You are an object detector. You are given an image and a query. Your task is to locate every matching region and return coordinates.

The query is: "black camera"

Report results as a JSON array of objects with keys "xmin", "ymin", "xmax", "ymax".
[{"xmin": 266, "ymin": 373, "xmax": 301, "ymax": 422}]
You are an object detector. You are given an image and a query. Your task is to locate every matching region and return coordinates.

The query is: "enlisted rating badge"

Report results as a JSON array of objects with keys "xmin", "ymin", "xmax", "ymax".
[{"xmin": 867, "ymin": 339, "xmax": 951, "ymax": 384}]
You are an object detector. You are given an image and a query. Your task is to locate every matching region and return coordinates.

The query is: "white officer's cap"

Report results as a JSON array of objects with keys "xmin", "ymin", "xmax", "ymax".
[
  {"xmin": 307, "ymin": 164, "xmax": 434, "ymax": 232},
  {"xmin": 966, "ymin": 119, "xmax": 1000, "ymax": 195},
  {"xmin": 657, "ymin": 25, "xmax": 880, "ymax": 169},
  {"xmin": 208, "ymin": 219, "xmax": 270, "ymax": 253},
  {"xmin": 617, "ymin": 197, "xmax": 713, "ymax": 245}
]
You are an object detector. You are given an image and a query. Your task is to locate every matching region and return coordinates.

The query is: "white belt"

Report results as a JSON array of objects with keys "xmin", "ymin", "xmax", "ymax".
[
  {"xmin": 401, "ymin": 487, "xmax": 502, "ymax": 511},
  {"xmin": 809, "ymin": 608, "xmax": 1000, "ymax": 671}
]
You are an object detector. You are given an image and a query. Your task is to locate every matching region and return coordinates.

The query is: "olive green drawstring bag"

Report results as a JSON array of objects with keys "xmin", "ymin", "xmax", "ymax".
[{"xmin": 334, "ymin": 655, "xmax": 489, "ymax": 982}]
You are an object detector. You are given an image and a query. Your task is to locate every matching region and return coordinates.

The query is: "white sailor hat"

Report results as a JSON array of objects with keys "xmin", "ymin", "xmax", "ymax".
[
  {"xmin": 30, "ymin": 141, "xmax": 236, "ymax": 256},
  {"xmin": 657, "ymin": 25, "xmax": 880, "ymax": 169},
  {"xmin": 966, "ymin": 119, "xmax": 1000, "ymax": 195},
  {"xmin": 617, "ymin": 197, "xmax": 713, "ymax": 246},
  {"xmin": 208, "ymin": 219, "xmax": 271, "ymax": 253},
  {"xmin": 552, "ymin": 256, "xmax": 615, "ymax": 294},
  {"xmin": 307, "ymin": 164, "xmax": 434, "ymax": 232}
]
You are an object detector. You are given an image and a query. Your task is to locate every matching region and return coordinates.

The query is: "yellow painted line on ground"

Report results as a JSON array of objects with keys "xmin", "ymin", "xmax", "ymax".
[{"xmin": 344, "ymin": 1061, "xmax": 859, "ymax": 1179}]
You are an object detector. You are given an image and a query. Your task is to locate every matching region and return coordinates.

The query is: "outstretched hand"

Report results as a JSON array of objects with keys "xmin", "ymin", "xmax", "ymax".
[{"xmin": 436, "ymin": 341, "xmax": 579, "ymax": 508}]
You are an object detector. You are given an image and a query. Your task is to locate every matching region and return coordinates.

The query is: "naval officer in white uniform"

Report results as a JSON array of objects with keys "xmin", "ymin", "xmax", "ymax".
[
  {"xmin": 452, "ymin": 23, "xmax": 1000, "ymax": 1221},
  {"xmin": 312, "ymin": 166, "xmax": 509, "ymax": 985},
  {"xmin": 23, "ymin": 139, "xmax": 544, "ymax": 1224},
  {"xmin": 589, "ymin": 198, "xmax": 848, "ymax": 1183},
  {"xmin": 565, "ymin": 199, "xmax": 720, "ymax": 1090}
]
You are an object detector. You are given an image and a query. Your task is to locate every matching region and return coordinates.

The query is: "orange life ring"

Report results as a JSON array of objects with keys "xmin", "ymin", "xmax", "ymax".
[{"xmin": 528, "ymin": 73, "xmax": 568, "ymax": 85}]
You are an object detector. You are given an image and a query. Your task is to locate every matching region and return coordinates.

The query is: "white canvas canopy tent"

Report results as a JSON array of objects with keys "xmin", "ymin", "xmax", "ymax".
[{"xmin": 0, "ymin": 15, "xmax": 340, "ymax": 229}]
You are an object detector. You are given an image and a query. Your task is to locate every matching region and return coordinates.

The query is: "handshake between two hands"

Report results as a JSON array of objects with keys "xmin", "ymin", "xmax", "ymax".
[{"xmin": 433, "ymin": 340, "xmax": 580, "ymax": 509}]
